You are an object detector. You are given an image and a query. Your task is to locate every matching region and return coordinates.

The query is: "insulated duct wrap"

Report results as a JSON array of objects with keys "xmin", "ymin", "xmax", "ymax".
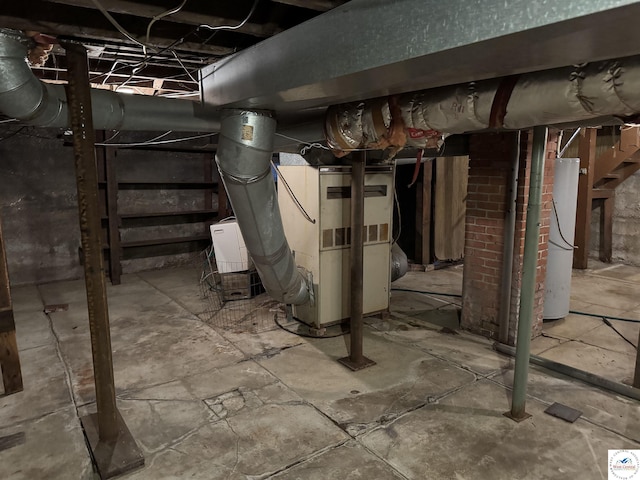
[
  {"xmin": 0, "ymin": 29, "xmax": 221, "ymax": 131},
  {"xmin": 215, "ymin": 110, "xmax": 310, "ymax": 305},
  {"xmin": 325, "ymin": 56, "xmax": 640, "ymax": 156}
]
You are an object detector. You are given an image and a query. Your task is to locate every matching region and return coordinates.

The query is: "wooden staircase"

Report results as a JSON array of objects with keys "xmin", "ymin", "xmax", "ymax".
[{"xmin": 574, "ymin": 127, "xmax": 640, "ymax": 268}]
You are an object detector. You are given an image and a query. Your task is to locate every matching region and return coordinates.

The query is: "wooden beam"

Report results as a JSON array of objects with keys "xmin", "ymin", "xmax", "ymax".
[
  {"xmin": 599, "ymin": 195, "xmax": 613, "ymax": 263},
  {"xmin": 105, "ymin": 142, "xmax": 122, "ymax": 285},
  {"xmin": 415, "ymin": 159, "xmax": 433, "ymax": 265},
  {"xmin": 0, "ymin": 216, "xmax": 23, "ymax": 396},
  {"xmin": 573, "ymin": 128, "xmax": 597, "ymax": 269},
  {"xmin": 596, "ymin": 152, "xmax": 640, "ymax": 191},
  {"xmin": 271, "ymin": 0, "xmax": 347, "ymax": 12},
  {"xmin": 591, "ymin": 189, "xmax": 614, "ymax": 199},
  {"xmin": 44, "ymin": 0, "xmax": 281, "ymax": 37}
]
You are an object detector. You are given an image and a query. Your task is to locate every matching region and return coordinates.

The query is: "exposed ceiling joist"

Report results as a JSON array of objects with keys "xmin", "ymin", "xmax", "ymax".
[
  {"xmin": 44, "ymin": 0, "xmax": 282, "ymax": 37},
  {"xmin": 270, "ymin": 0, "xmax": 347, "ymax": 12},
  {"xmin": 0, "ymin": 0, "xmax": 345, "ymax": 97},
  {"xmin": 0, "ymin": 5, "xmax": 236, "ymax": 56}
]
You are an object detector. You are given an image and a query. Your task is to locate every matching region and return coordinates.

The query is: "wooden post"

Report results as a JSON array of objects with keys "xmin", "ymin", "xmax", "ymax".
[
  {"xmin": 0, "ymin": 216, "xmax": 22, "ymax": 395},
  {"xmin": 415, "ymin": 159, "xmax": 433, "ymax": 265},
  {"xmin": 599, "ymin": 195, "xmax": 613, "ymax": 263},
  {"xmin": 573, "ymin": 128, "xmax": 597, "ymax": 269}
]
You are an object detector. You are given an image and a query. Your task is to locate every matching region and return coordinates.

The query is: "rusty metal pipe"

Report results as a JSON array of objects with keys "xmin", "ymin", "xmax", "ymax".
[{"xmin": 338, "ymin": 152, "xmax": 375, "ymax": 371}]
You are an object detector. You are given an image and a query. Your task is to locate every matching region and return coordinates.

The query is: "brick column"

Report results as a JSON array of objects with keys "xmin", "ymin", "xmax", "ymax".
[{"xmin": 461, "ymin": 130, "xmax": 557, "ymax": 344}]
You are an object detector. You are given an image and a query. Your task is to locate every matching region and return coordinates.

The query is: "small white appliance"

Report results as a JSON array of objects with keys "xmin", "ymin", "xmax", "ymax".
[{"xmin": 210, "ymin": 220, "xmax": 252, "ymax": 273}]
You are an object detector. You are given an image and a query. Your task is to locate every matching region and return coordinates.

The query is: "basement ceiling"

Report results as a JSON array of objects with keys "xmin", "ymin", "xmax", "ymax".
[{"xmin": 0, "ymin": 0, "xmax": 347, "ymax": 97}]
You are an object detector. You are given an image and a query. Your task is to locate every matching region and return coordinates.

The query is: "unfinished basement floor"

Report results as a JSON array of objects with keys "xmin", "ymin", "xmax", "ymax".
[{"xmin": 1, "ymin": 262, "xmax": 639, "ymax": 479}]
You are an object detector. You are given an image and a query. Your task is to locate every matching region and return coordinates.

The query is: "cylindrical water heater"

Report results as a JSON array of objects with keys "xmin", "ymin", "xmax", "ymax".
[{"xmin": 543, "ymin": 158, "xmax": 580, "ymax": 320}]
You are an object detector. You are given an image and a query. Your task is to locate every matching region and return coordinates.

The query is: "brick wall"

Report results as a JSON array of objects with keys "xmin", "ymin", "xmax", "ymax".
[{"xmin": 461, "ymin": 130, "xmax": 557, "ymax": 344}]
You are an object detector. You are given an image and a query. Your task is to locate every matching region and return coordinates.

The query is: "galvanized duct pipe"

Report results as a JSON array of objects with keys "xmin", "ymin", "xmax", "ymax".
[
  {"xmin": 390, "ymin": 243, "xmax": 409, "ymax": 282},
  {"xmin": 325, "ymin": 57, "xmax": 640, "ymax": 156},
  {"xmin": 215, "ymin": 110, "xmax": 310, "ymax": 305},
  {"xmin": 0, "ymin": 29, "xmax": 221, "ymax": 131}
]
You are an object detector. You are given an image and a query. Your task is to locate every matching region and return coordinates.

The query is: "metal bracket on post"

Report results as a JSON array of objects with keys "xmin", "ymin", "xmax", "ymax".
[
  {"xmin": 62, "ymin": 40, "xmax": 143, "ymax": 478},
  {"xmin": 338, "ymin": 152, "xmax": 376, "ymax": 371}
]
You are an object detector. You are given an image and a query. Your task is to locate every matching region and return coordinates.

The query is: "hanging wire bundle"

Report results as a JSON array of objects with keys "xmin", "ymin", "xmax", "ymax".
[{"xmin": 197, "ymin": 245, "xmax": 288, "ymax": 334}]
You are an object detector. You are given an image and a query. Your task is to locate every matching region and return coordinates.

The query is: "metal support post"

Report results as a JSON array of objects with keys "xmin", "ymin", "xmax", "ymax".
[
  {"xmin": 0, "ymin": 214, "xmax": 22, "ymax": 395},
  {"xmin": 338, "ymin": 152, "xmax": 375, "ymax": 371},
  {"xmin": 63, "ymin": 41, "xmax": 143, "ymax": 479},
  {"xmin": 505, "ymin": 126, "xmax": 548, "ymax": 422}
]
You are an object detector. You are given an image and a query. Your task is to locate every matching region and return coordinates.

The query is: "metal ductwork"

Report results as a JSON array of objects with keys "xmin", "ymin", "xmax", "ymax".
[
  {"xmin": 390, "ymin": 243, "xmax": 408, "ymax": 283},
  {"xmin": 324, "ymin": 57, "xmax": 640, "ymax": 156},
  {"xmin": 0, "ymin": 29, "xmax": 221, "ymax": 131},
  {"xmin": 215, "ymin": 110, "xmax": 310, "ymax": 305}
]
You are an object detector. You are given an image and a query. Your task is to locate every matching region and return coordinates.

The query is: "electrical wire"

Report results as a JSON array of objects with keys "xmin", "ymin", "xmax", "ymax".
[
  {"xmin": 199, "ymin": 0, "xmax": 259, "ymax": 32},
  {"xmin": 602, "ymin": 317, "xmax": 637, "ymax": 349},
  {"xmin": 551, "ymin": 199, "xmax": 576, "ymax": 250},
  {"xmin": 393, "ymin": 187, "xmax": 402, "ymax": 244},
  {"xmin": 570, "ymin": 310, "xmax": 640, "ymax": 324},
  {"xmin": 0, "ymin": 119, "xmax": 17, "ymax": 124},
  {"xmin": 274, "ymin": 313, "xmax": 347, "ymax": 339},
  {"xmin": 274, "ymin": 132, "xmax": 331, "ymax": 155},
  {"xmin": 171, "ymin": 50, "xmax": 198, "ymax": 83},
  {"xmin": 103, "ymin": 130, "xmax": 121, "ymax": 143},
  {"xmin": 0, "ymin": 126, "xmax": 26, "ymax": 142},
  {"xmin": 95, "ymin": 132, "xmax": 211, "ymax": 147},
  {"xmin": 90, "ymin": 0, "xmax": 151, "ymax": 49},
  {"xmin": 391, "ymin": 288, "xmax": 462, "ymax": 298},
  {"xmin": 270, "ymin": 160, "xmax": 316, "ymax": 224},
  {"xmin": 145, "ymin": 0, "xmax": 188, "ymax": 48}
]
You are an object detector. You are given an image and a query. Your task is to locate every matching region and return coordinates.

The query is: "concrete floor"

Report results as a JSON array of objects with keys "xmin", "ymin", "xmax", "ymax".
[{"xmin": 0, "ymin": 262, "xmax": 639, "ymax": 479}]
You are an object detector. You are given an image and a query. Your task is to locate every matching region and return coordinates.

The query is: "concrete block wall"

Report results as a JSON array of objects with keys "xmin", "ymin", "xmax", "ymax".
[
  {"xmin": 0, "ymin": 125, "xmax": 214, "ymax": 286},
  {"xmin": 461, "ymin": 131, "xmax": 557, "ymax": 344}
]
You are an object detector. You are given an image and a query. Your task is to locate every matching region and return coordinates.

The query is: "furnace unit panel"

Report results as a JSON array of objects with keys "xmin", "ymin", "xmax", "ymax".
[{"xmin": 278, "ymin": 165, "xmax": 394, "ymax": 329}]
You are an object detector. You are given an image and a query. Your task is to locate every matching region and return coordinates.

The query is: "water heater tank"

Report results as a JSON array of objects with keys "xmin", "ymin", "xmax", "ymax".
[{"xmin": 543, "ymin": 158, "xmax": 580, "ymax": 320}]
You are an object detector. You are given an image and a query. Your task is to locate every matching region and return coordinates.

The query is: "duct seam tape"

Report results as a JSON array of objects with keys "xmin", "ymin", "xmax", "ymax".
[{"xmin": 210, "ymin": 221, "xmax": 252, "ymax": 273}]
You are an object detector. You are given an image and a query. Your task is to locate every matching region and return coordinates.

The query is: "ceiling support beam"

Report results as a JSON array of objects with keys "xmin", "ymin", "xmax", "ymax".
[
  {"xmin": 270, "ymin": 0, "xmax": 346, "ymax": 12},
  {"xmin": 44, "ymin": 0, "xmax": 281, "ymax": 37}
]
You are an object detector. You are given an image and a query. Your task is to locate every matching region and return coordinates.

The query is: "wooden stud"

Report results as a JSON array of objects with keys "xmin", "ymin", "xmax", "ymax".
[
  {"xmin": 0, "ymin": 216, "xmax": 22, "ymax": 395},
  {"xmin": 105, "ymin": 143, "xmax": 122, "ymax": 285},
  {"xmin": 573, "ymin": 128, "xmax": 597, "ymax": 269},
  {"xmin": 599, "ymin": 195, "xmax": 613, "ymax": 263},
  {"xmin": 415, "ymin": 159, "xmax": 433, "ymax": 265}
]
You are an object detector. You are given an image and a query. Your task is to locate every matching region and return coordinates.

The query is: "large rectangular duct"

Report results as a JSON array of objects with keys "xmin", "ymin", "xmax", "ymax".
[{"xmin": 201, "ymin": 0, "xmax": 640, "ymax": 112}]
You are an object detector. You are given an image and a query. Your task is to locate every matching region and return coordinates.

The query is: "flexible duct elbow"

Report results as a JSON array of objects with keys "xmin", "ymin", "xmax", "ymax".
[
  {"xmin": 0, "ymin": 30, "xmax": 67, "ymax": 126},
  {"xmin": 0, "ymin": 29, "xmax": 220, "ymax": 132},
  {"xmin": 390, "ymin": 243, "xmax": 409, "ymax": 282},
  {"xmin": 215, "ymin": 110, "xmax": 310, "ymax": 305}
]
